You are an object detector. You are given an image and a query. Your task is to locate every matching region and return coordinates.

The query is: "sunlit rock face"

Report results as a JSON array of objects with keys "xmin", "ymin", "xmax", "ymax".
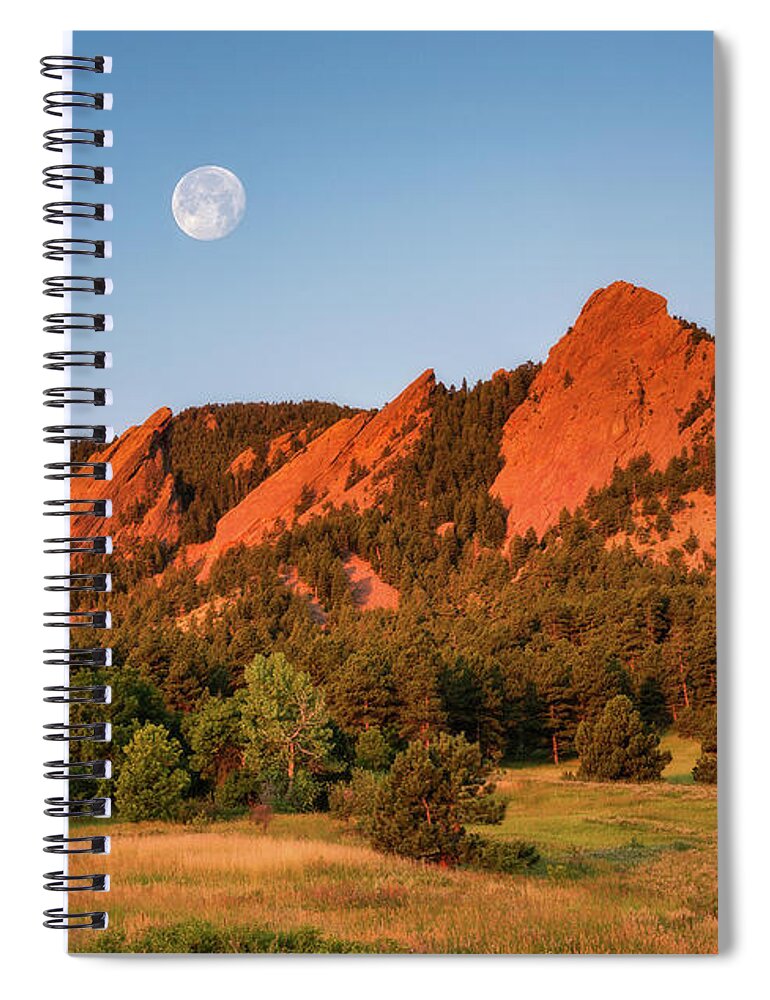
[{"xmin": 491, "ymin": 281, "xmax": 715, "ymax": 547}]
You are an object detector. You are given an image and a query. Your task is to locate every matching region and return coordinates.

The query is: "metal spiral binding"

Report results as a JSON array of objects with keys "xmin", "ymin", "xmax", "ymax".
[
  {"xmin": 41, "ymin": 55, "xmax": 110, "ymax": 79},
  {"xmin": 42, "ymin": 53, "xmax": 112, "ymax": 931},
  {"xmin": 43, "ymin": 128, "xmax": 112, "ymax": 153},
  {"xmin": 44, "ymin": 312, "xmax": 110, "ymax": 334},
  {"xmin": 43, "ymin": 238, "xmax": 110, "ymax": 258}
]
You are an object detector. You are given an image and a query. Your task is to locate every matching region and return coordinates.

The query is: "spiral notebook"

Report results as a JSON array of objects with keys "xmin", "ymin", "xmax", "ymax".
[{"xmin": 42, "ymin": 30, "xmax": 717, "ymax": 954}]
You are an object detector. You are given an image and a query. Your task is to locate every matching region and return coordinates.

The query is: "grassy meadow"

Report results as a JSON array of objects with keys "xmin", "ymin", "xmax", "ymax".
[{"xmin": 70, "ymin": 734, "xmax": 717, "ymax": 955}]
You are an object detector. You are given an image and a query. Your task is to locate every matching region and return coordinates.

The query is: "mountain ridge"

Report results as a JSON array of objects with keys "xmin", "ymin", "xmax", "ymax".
[{"xmin": 73, "ymin": 281, "xmax": 715, "ymax": 576}]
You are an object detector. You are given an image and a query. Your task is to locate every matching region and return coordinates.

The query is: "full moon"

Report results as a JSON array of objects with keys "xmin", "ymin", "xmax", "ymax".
[{"xmin": 171, "ymin": 165, "xmax": 246, "ymax": 241}]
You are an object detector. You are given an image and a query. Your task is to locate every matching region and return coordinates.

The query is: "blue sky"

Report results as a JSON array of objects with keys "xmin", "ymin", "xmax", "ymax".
[{"xmin": 74, "ymin": 31, "xmax": 713, "ymax": 431}]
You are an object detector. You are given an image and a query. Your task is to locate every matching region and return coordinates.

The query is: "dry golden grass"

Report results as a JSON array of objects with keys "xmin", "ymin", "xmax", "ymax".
[{"xmin": 69, "ymin": 753, "xmax": 717, "ymax": 954}]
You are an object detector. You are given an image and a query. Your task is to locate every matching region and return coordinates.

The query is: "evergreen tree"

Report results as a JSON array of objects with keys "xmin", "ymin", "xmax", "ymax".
[
  {"xmin": 328, "ymin": 645, "xmax": 395, "ymax": 733},
  {"xmin": 370, "ymin": 732, "xmax": 490, "ymax": 864},
  {"xmin": 575, "ymin": 695, "xmax": 672, "ymax": 782},
  {"xmin": 354, "ymin": 726, "xmax": 393, "ymax": 772},
  {"xmin": 637, "ymin": 673, "xmax": 672, "ymax": 731}
]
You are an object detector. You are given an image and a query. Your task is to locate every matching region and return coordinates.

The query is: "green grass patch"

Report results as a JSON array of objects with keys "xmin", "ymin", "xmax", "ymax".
[{"xmin": 79, "ymin": 919, "xmax": 401, "ymax": 954}]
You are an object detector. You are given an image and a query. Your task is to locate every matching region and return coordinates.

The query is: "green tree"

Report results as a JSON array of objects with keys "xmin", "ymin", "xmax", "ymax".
[
  {"xmin": 370, "ymin": 732, "xmax": 490, "ymax": 864},
  {"xmin": 115, "ymin": 723, "xmax": 190, "ymax": 820},
  {"xmin": 185, "ymin": 694, "xmax": 244, "ymax": 788},
  {"xmin": 328, "ymin": 645, "xmax": 395, "ymax": 733},
  {"xmin": 575, "ymin": 695, "xmax": 671, "ymax": 782},
  {"xmin": 240, "ymin": 652, "xmax": 337, "ymax": 797},
  {"xmin": 354, "ymin": 726, "xmax": 393, "ymax": 772},
  {"xmin": 637, "ymin": 673, "xmax": 672, "ymax": 731}
]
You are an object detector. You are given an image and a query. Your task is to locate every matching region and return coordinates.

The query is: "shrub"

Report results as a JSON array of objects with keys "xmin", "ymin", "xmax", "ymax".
[
  {"xmin": 575, "ymin": 695, "xmax": 672, "ymax": 782},
  {"xmin": 329, "ymin": 768, "xmax": 384, "ymax": 833},
  {"xmin": 692, "ymin": 752, "xmax": 717, "ymax": 784},
  {"xmin": 692, "ymin": 705, "xmax": 717, "ymax": 784},
  {"xmin": 460, "ymin": 786, "xmax": 506, "ymax": 825},
  {"xmin": 213, "ymin": 768, "xmax": 265, "ymax": 813},
  {"xmin": 461, "ymin": 835, "xmax": 540, "ymax": 874}
]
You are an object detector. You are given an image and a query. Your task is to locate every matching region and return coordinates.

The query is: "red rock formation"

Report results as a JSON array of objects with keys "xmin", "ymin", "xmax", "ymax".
[
  {"xmin": 71, "ymin": 406, "xmax": 180, "ymax": 547},
  {"xmin": 193, "ymin": 370, "xmax": 435, "ymax": 578},
  {"xmin": 229, "ymin": 446, "xmax": 257, "ymax": 477},
  {"xmin": 266, "ymin": 431, "xmax": 293, "ymax": 467},
  {"xmin": 491, "ymin": 282, "xmax": 714, "ymax": 544},
  {"xmin": 343, "ymin": 554, "xmax": 399, "ymax": 610}
]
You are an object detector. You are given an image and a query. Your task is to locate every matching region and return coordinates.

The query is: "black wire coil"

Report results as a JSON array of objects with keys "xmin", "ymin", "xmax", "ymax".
[
  {"xmin": 44, "ymin": 760, "xmax": 111, "ymax": 780},
  {"xmin": 43, "ymin": 201, "xmax": 110, "ymax": 224},
  {"xmin": 43, "ymin": 164, "xmax": 110, "ymax": 189},
  {"xmin": 44, "ymin": 91, "xmax": 110, "ymax": 116},
  {"xmin": 43, "ymin": 686, "xmax": 112, "ymax": 705},
  {"xmin": 44, "ymin": 573, "xmax": 111, "ymax": 593},
  {"xmin": 43, "ymin": 648, "xmax": 112, "ymax": 668},
  {"xmin": 44, "ymin": 871, "xmax": 109, "ymax": 892},
  {"xmin": 44, "ymin": 536, "xmax": 112, "ymax": 555},
  {"xmin": 44, "ymin": 351, "xmax": 110, "ymax": 371},
  {"xmin": 43, "ymin": 237, "xmax": 109, "ymax": 258},
  {"xmin": 43, "ymin": 275, "xmax": 110, "ymax": 296},
  {"xmin": 43, "ymin": 722, "xmax": 110, "ymax": 742},
  {"xmin": 43, "ymin": 498, "xmax": 111, "ymax": 517},
  {"xmin": 43, "ymin": 611, "xmax": 111, "ymax": 630},
  {"xmin": 43, "ymin": 127, "xmax": 110, "ymax": 153},
  {"xmin": 41, "ymin": 55, "xmax": 108, "ymax": 80},
  {"xmin": 44, "ymin": 312, "xmax": 110, "ymax": 334},
  {"xmin": 45, "ymin": 798, "xmax": 110, "ymax": 819},
  {"xmin": 43, "ymin": 426, "xmax": 111, "ymax": 445},
  {"xmin": 43, "ymin": 386, "xmax": 109, "ymax": 406},
  {"xmin": 43, "ymin": 834, "xmax": 109, "ymax": 855},
  {"xmin": 44, "ymin": 461, "xmax": 111, "ymax": 480},
  {"xmin": 43, "ymin": 53, "xmax": 112, "ymax": 931},
  {"xmin": 43, "ymin": 909, "xmax": 109, "ymax": 931}
]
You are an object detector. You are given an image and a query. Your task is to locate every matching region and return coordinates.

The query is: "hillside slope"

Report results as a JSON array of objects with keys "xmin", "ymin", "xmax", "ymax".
[{"xmin": 192, "ymin": 370, "xmax": 435, "ymax": 577}]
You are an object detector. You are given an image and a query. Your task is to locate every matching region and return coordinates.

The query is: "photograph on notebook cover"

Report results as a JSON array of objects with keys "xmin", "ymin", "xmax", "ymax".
[{"xmin": 67, "ymin": 31, "xmax": 716, "ymax": 954}]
